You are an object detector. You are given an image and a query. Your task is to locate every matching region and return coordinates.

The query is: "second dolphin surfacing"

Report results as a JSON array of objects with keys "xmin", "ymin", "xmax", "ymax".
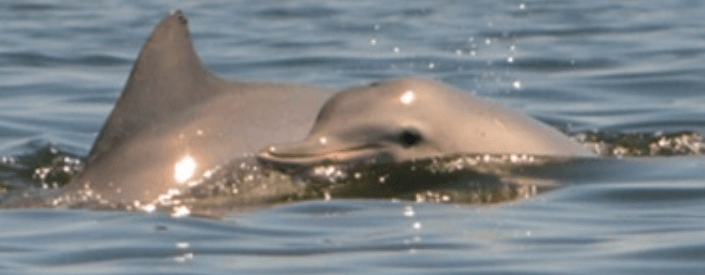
[
  {"xmin": 258, "ymin": 78, "xmax": 593, "ymax": 167},
  {"xmin": 60, "ymin": 11, "xmax": 593, "ymax": 210}
]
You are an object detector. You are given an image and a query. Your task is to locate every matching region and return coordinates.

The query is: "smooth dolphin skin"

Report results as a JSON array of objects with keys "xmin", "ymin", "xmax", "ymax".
[
  {"xmin": 257, "ymin": 78, "xmax": 594, "ymax": 169},
  {"xmin": 63, "ymin": 11, "xmax": 332, "ymax": 205},
  {"xmin": 63, "ymin": 11, "xmax": 593, "ymax": 208}
]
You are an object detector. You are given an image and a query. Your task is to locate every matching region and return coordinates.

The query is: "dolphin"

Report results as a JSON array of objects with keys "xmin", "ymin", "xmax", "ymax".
[
  {"xmin": 61, "ymin": 11, "xmax": 593, "ymax": 208},
  {"xmin": 257, "ymin": 78, "xmax": 594, "ymax": 169},
  {"xmin": 63, "ymin": 11, "xmax": 332, "ymax": 206}
]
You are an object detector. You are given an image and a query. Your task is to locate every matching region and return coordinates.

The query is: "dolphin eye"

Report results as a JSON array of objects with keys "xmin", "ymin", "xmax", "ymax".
[{"xmin": 398, "ymin": 130, "xmax": 423, "ymax": 148}]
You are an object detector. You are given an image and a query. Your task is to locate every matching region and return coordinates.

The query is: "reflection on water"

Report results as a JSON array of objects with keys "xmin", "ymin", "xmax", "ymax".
[
  {"xmin": 1, "ymin": 0, "xmax": 705, "ymax": 274},
  {"xmin": 576, "ymin": 131, "xmax": 704, "ymax": 156},
  {"xmin": 3, "ymin": 130, "xmax": 704, "ymax": 216}
]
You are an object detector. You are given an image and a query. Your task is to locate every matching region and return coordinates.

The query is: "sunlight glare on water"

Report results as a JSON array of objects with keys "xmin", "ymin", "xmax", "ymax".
[{"xmin": 1, "ymin": 0, "xmax": 705, "ymax": 274}]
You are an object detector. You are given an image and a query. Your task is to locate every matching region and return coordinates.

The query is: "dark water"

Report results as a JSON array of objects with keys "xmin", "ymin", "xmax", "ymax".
[{"xmin": 2, "ymin": 0, "xmax": 705, "ymax": 274}]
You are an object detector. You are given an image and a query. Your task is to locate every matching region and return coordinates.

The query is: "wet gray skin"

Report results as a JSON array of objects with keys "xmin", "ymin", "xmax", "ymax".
[
  {"xmin": 62, "ymin": 11, "xmax": 333, "ymax": 205},
  {"xmin": 257, "ymin": 78, "xmax": 594, "ymax": 169},
  {"xmin": 61, "ymin": 11, "xmax": 593, "ymax": 208}
]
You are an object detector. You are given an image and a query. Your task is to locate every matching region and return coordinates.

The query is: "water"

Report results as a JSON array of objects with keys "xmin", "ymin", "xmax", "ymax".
[{"xmin": 2, "ymin": 0, "xmax": 705, "ymax": 274}]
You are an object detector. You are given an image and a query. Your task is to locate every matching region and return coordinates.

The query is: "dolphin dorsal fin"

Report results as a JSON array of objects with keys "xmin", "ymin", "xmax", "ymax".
[{"xmin": 86, "ymin": 11, "xmax": 224, "ymax": 166}]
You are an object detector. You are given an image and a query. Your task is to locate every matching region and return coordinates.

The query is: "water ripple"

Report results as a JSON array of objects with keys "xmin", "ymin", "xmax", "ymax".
[{"xmin": 0, "ymin": 52, "xmax": 131, "ymax": 67}]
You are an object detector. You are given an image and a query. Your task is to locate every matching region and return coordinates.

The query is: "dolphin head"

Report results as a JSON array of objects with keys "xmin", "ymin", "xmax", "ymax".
[
  {"xmin": 257, "ymin": 77, "xmax": 593, "ymax": 170},
  {"xmin": 258, "ymin": 78, "xmax": 479, "ymax": 168}
]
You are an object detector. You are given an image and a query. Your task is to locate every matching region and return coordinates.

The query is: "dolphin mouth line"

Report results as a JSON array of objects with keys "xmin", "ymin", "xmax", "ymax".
[
  {"xmin": 256, "ymin": 144, "xmax": 387, "ymax": 168},
  {"xmin": 264, "ymin": 144, "xmax": 384, "ymax": 159}
]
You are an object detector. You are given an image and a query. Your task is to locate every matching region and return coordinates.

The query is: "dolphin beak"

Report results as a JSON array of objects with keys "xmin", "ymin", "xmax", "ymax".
[{"xmin": 256, "ymin": 139, "xmax": 390, "ymax": 168}]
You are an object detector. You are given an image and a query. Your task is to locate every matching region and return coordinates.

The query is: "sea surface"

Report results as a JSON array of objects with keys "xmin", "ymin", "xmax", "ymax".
[{"xmin": 2, "ymin": 0, "xmax": 705, "ymax": 274}]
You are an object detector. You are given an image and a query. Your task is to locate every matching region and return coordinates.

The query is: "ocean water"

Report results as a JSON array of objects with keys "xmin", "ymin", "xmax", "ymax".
[{"xmin": 2, "ymin": 0, "xmax": 705, "ymax": 274}]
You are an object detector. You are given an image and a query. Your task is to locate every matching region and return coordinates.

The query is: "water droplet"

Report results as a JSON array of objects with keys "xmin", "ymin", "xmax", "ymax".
[
  {"xmin": 174, "ymin": 252, "xmax": 194, "ymax": 263},
  {"xmin": 510, "ymin": 154, "xmax": 518, "ymax": 162},
  {"xmin": 202, "ymin": 169, "xmax": 213, "ymax": 179},
  {"xmin": 171, "ymin": 205, "xmax": 190, "ymax": 218},
  {"xmin": 512, "ymin": 80, "xmax": 522, "ymax": 89},
  {"xmin": 370, "ymin": 38, "xmax": 377, "ymax": 45},
  {"xmin": 142, "ymin": 204, "xmax": 156, "ymax": 213},
  {"xmin": 393, "ymin": 47, "xmax": 400, "ymax": 53},
  {"xmin": 404, "ymin": 206, "xmax": 415, "ymax": 217}
]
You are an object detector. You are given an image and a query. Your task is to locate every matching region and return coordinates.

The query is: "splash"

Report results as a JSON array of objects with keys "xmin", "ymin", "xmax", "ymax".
[
  {"xmin": 3, "ymin": 130, "xmax": 703, "ymax": 215},
  {"xmin": 573, "ymin": 131, "xmax": 704, "ymax": 157}
]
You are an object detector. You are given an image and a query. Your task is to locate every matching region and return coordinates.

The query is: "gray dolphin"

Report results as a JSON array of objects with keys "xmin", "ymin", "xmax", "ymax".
[
  {"xmin": 64, "ymin": 11, "xmax": 332, "ymax": 205},
  {"xmin": 257, "ymin": 78, "xmax": 594, "ymax": 168},
  {"xmin": 63, "ymin": 11, "xmax": 592, "ymax": 207}
]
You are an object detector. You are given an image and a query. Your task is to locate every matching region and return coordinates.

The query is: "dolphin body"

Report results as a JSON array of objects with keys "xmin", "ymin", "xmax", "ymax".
[
  {"xmin": 62, "ymin": 11, "xmax": 592, "ymax": 208},
  {"xmin": 64, "ymin": 12, "xmax": 332, "ymax": 206}
]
